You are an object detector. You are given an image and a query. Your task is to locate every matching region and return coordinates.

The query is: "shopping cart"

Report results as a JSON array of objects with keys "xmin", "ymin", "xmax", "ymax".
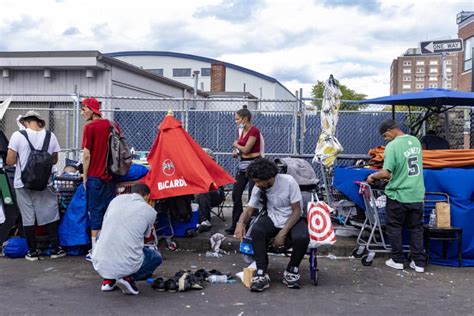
[
  {"xmin": 352, "ymin": 182, "xmax": 401, "ymax": 266},
  {"xmin": 354, "ymin": 182, "xmax": 449, "ymax": 266},
  {"xmin": 319, "ymin": 165, "xmax": 358, "ymax": 230},
  {"xmin": 53, "ymin": 175, "xmax": 82, "ymax": 214}
]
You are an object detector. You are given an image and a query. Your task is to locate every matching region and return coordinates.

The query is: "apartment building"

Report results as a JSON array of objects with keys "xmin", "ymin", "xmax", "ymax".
[{"xmin": 390, "ymin": 48, "xmax": 458, "ymax": 95}]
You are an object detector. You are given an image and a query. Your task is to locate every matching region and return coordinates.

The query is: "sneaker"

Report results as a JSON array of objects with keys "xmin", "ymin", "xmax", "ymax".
[
  {"xmin": 116, "ymin": 276, "xmax": 139, "ymax": 295},
  {"xmin": 250, "ymin": 273, "xmax": 270, "ymax": 292},
  {"xmin": 151, "ymin": 278, "xmax": 166, "ymax": 292},
  {"xmin": 101, "ymin": 279, "xmax": 117, "ymax": 292},
  {"xmin": 50, "ymin": 247, "xmax": 66, "ymax": 259},
  {"xmin": 85, "ymin": 250, "xmax": 93, "ymax": 262},
  {"xmin": 385, "ymin": 259, "xmax": 404, "ymax": 270},
  {"xmin": 283, "ymin": 267, "xmax": 301, "ymax": 289},
  {"xmin": 197, "ymin": 220, "xmax": 212, "ymax": 233},
  {"xmin": 25, "ymin": 250, "xmax": 40, "ymax": 262},
  {"xmin": 409, "ymin": 261, "xmax": 425, "ymax": 273}
]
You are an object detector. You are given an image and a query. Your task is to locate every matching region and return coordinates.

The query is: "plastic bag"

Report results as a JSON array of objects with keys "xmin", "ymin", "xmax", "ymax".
[
  {"xmin": 58, "ymin": 185, "xmax": 90, "ymax": 247},
  {"xmin": 2, "ymin": 237, "xmax": 28, "ymax": 258},
  {"xmin": 307, "ymin": 201, "xmax": 336, "ymax": 248}
]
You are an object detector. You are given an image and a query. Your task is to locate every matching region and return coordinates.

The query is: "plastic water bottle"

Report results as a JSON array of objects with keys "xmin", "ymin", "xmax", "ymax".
[
  {"xmin": 429, "ymin": 210, "xmax": 436, "ymax": 227},
  {"xmin": 0, "ymin": 156, "xmax": 3, "ymax": 169},
  {"xmin": 208, "ymin": 275, "xmax": 228, "ymax": 284}
]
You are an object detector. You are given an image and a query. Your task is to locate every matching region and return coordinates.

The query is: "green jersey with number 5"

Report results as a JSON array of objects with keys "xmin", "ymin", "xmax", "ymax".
[{"xmin": 383, "ymin": 134, "xmax": 425, "ymax": 203}]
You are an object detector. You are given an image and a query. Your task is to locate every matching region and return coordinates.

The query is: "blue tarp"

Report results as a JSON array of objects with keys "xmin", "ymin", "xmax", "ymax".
[
  {"xmin": 333, "ymin": 166, "xmax": 474, "ymax": 267},
  {"xmin": 58, "ymin": 185, "xmax": 90, "ymax": 248}
]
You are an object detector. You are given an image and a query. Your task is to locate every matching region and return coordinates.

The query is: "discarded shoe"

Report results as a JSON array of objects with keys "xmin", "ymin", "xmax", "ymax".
[
  {"xmin": 165, "ymin": 279, "xmax": 178, "ymax": 293},
  {"xmin": 151, "ymin": 277, "xmax": 166, "ymax": 292}
]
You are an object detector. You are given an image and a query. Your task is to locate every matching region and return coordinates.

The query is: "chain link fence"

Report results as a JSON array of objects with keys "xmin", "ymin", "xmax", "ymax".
[{"xmin": 5, "ymin": 93, "xmax": 470, "ymax": 175}]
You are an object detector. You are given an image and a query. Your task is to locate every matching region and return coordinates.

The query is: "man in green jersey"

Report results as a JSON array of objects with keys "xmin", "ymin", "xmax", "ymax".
[{"xmin": 367, "ymin": 119, "xmax": 426, "ymax": 273}]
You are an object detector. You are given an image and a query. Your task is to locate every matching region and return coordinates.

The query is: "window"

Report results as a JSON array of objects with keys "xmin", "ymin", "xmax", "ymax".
[
  {"xmin": 415, "ymin": 83, "xmax": 424, "ymax": 89},
  {"xmin": 403, "ymin": 68, "xmax": 411, "ymax": 74},
  {"xmin": 416, "ymin": 77, "xmax": 425, "ymax": 82},
  {"xmin": 429, "ymin": 68, "xmax": 438, "ymax": 73},
  {"xmin": 147, "ymin": 69, "xmax": 164, "ymax": 76},
  {"xmin": 429, "ymin": 83, "xmax": 438, "ymax": 88},
  {"xmin": 429, "ymin": 60, "xmax": 439, "ymax": 65},
  {"xmin": 403, "ymin": 61, "xmax": 412, "ymax": 66},
  {"xmin": 416, "ymin": 68, "xmax": 425, "ymax": 73},
  {"xmin": 464, "ymin": 37, "xmax": 473, "ymax": 71},
  {"xmin": 416, "ymin": 60, "xmax": 425, "ymax": 66},
  {"xmin": 429, "ymin": 76, "xmax": 438, "ymax": 81},
  {"xmin": 201, "ymin": 68, "xmax": 211, "ymax": 76},
  {"xmin": 447, "ymin": 83, "xmax": 452, "ymax": 88},
  {"xmin": 402, "ymin": 84, "xmax": 411, "ymax": 89},
  {"xmin": 403, "ymin": 76, "xmax": 411, "ymax": 81},
  {"xmin": 446, "ymin": 67, "xmax": 452, "ymax": 73},
  {"xmin": 446, "ymin": 60, "xmax": 452, "ymax": 65},
  {"xmin": 173, "ymin": 68, "xmax": 192, "ymax": 77}
]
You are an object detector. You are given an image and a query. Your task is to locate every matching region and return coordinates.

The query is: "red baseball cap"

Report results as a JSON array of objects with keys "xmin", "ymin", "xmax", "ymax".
[{"xmin": 81, "ymin": 98, "xmax": 102, "ymax": 116}]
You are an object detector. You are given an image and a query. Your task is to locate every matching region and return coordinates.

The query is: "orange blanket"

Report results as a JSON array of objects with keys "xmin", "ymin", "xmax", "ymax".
[{"xmin": 368, "ymin": 147, "xmax": 474, "ymax": 169}]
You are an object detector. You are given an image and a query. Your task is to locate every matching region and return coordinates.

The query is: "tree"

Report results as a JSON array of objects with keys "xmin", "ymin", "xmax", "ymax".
[{"xmin": 311, "ymin": 80, "xmax": 368, "ymax": 110}]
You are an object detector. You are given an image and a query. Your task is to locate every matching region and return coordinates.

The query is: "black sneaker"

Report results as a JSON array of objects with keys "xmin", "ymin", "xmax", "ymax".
[
  {"xmin": 250, "ymin": 273, "xmax": 270, "ymax": 292},
  {"xmin": 50, "ymin": 247, "xmax": 67, "ymax": 259},
  {"xmin": 151, "ymin": 278, "xmax": 166, "ymax": 292},
  {"xmin": 25, "ymin": 250, "xmax": 40, "ymax": 262},
  {"xmin": 283, "ymin": 267, "xmax": 301, "ymax": 289},
  {"xmin": 116, "ymin": 276, "xmax": 139, "ymax": 295}
]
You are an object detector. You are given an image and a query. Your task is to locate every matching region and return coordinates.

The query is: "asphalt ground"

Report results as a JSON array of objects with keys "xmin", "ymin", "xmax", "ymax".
[{"xmin": 0, "ymin": 249, "xmax": 472, "ymax": 315}]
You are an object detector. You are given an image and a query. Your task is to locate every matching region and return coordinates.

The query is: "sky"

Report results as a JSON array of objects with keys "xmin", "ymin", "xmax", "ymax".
[{"xmin": 0, "ymin": 0, "xmax": 472, "ymax": 98}]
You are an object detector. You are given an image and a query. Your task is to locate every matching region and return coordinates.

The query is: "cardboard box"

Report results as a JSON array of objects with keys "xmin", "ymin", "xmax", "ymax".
[
  {"xmin": 436, "ymin": 202, "xmax": 451, "ymax": 228},
  {"xmin": 243, "ymin": 267, "xmax": 256, "ymax": 288}
]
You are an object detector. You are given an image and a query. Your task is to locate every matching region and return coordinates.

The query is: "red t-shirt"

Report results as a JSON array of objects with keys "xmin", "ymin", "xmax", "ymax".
[
  {"xmin": 82, "ymin": 119, "xmax": 111, "ymax": 181},
  {"xmin": 237, "ymin": 126, "xmax": 260, "ymax": 154}
]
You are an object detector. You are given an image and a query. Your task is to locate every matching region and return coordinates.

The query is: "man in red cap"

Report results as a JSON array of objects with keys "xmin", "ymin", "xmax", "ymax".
[{"xmin": 81, "ymin": 98, "xmax": 116, "ymax": 261}]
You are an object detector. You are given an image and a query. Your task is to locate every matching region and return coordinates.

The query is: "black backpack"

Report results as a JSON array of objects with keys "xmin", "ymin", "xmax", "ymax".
[{"xmin": 19, "ymin": 130, "xmax": 53, "ymax": 191}]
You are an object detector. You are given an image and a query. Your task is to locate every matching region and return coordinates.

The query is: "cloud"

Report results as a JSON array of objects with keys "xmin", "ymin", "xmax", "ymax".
[
  {"xmin": 194, "ymin": 0, "xmax": 264, "ymax": 23},
  {"xmin": 62, "ymin": 27, "xmax": 80, "ymax": 36},
  {"xmin": 320, "ymin": 0, "xmax": 382, "ymax": 12},
  {"xmin": 0, "ymin": 0, "xmax": 471, "ymax": 98}
]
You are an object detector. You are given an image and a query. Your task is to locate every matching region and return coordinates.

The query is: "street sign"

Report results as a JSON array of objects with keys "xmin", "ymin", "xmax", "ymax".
[{"xmin": 420, "ymin": 39, "xmax": 463, "ymax": 54}]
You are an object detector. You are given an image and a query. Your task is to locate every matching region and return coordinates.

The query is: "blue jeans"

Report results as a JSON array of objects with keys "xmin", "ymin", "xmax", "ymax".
[
  {"xmin": 131, "ymin": 247, "xmax": 162, "ymax": 281},
  {"xmin": 86, "ymin": 177, "xmax": 116, "ymax": 230}
]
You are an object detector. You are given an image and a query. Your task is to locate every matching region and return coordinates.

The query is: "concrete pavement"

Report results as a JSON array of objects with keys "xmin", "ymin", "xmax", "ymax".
[{"xmin": 0, "ymin": 249, "xmax": 472, "ymax": 315}]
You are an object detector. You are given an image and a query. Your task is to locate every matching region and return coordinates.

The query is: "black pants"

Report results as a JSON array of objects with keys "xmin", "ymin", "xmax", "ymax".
[
  {"xmin": 231, "ymin": 170, "xmax": 255, "ymax": 229},
  {"xmin": 250, "ymin": 216, "xmax": 309, "ymax": 274},
  {"xmin": 385, "ymin": 197, "xmax": 426, "ymax": 267},
  {"xmin": 196, "ymin": 190, "xmax": 225, "ymax": 222}
]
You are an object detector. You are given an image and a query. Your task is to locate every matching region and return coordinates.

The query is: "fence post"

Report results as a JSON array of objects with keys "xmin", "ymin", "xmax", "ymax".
[
  {"xmin": 292, "ymin": 92, "xmax": 299, "ymax": 155},
  {"xmin": 298, "ymin": 88, "xmax": 305, "ymax": 155},
  {"xmin": 73, "ymin": 91, "xmax": 80, "ymax": 160}
]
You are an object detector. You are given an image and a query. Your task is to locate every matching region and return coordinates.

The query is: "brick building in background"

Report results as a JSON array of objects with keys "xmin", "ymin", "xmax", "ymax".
[
  {"xmin": 457, "ymin": 11, "xmax": 474, "ymax": 148},
  {"xmin": 390, "ymin": 49, "xmax": 458, "ymax": 95}
]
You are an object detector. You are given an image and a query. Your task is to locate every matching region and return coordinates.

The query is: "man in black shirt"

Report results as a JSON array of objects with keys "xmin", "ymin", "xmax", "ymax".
[{"xmin": 420, "ymin": 130, "xmax": 449, "ymax": 150}]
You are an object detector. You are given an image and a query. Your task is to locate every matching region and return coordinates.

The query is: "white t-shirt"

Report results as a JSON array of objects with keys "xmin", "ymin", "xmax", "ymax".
[
  {"xmin": 8, "ymin": 129, "xmax": 61, "ymax": 189},
  {"xmin": 92, "ymin": 193, "xmax": 157, "ymax": 280},
  {"xmin": 248, "ymin": 174, "xmax": 303, "ymax": 228}
]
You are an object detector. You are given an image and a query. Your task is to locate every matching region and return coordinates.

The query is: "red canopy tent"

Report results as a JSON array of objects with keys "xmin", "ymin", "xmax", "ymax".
[{"xmin": 144, "ymin": 112, "xmax": 235, "ymax": 200}]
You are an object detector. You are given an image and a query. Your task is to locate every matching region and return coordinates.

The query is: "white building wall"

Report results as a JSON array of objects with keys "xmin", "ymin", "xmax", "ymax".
[
  {"xmin": 112, "ymin": 54, "xmax": 295, "ymax": 100},
  {"xmin": 0, "ymin": 69, "xmax": 107, "ymax": 97},
  {"xmin": 224, "ymin": 67, "xmax": 276, "ymax": 99},
  {"xmin": 115, "ymin": 55, "xmax": 212, "ymax": 91}
]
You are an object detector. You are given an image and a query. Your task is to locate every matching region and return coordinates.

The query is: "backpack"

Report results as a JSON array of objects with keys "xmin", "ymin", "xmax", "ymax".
[
  {"xmin": 106, "ymin": 121, "xmax": 132, "ymax": 176},
  {"xmin": 19, "ymin": 130, "xmax": 53, "ymax": 191}
]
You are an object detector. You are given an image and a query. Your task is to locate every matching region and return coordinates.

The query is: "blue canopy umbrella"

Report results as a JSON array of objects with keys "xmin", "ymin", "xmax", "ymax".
[{"xmin": 355, "ymin": 88, "xmax": 474, "ymax": 135}]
